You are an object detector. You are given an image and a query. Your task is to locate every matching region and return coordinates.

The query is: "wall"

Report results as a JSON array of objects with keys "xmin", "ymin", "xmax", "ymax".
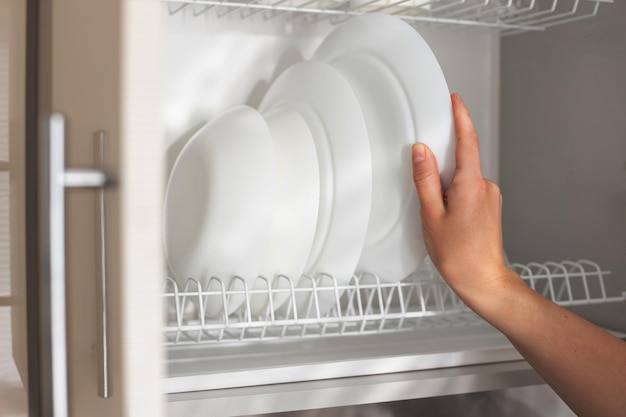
[{"xmin": 500, "ymin": 0, "xmax": 626, "ymax": 331}]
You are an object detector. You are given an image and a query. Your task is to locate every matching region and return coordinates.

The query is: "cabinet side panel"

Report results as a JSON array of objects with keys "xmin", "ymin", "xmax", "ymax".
[{"xmin": 119, "ymin": 0, "xmax": 164, "ymax": 416}]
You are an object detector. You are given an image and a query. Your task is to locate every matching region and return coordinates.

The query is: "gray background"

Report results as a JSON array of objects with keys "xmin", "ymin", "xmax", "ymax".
[{"xmin": 500, "ymin": 0, "xmax": 626, "ymax": 331}]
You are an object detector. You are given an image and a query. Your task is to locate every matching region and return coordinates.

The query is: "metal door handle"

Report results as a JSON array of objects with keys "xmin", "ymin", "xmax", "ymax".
[
  {"xmin": 63, "ymin": 168, "xmax": 106, "ymax": 188},
  {"xmin": 47, "ymin": 113, "xmax": 110, "ymax": 417},
  {"xmin": 94, "ymin": 130, "xmax": 111, "ymax": 399}
]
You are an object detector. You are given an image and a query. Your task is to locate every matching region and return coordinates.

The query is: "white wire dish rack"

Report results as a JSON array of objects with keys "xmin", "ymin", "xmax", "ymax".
[
  {"xmin": 162, "ymin": 259, "xmax": 625, "ymax": 345},
  {"xmin": 165, "ymin": 0, "xmax": 609, "ymax": 34}
]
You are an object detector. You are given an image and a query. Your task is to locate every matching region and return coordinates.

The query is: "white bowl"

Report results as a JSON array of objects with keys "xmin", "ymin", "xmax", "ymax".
[{"xmin": 163, "ymin": 105, "xmax": 276, "ymax": 317}]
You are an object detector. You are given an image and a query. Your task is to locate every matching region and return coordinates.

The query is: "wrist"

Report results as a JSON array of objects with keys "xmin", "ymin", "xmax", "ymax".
[{"xmin": 459, "ymin": 267, "xmax": 532, "ymax": 327}]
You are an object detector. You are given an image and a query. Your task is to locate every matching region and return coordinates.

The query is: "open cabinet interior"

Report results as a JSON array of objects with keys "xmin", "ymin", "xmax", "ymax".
[{"xmin": 155, "ymin": 1, "xmax": 626, "ymax": 416}]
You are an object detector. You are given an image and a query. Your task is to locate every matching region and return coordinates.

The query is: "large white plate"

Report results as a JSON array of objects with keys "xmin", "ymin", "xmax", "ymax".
[
  {"xmin": 248, "ymin": 107, "xmax": 321, "ymax": 315},
  {"xmin": 314, "ymin": 14, "xmax": 454, "ymax": 280},
  {"xmin": 259, "ymin": 61, "xmax": 372, "ymax": 316},
  {"xmin": 329, "ymin": 52, "xmax": 427, "ymax": 282},
  {"xmin": 314, "ymin": 14, "xmax": 454, "ymax": 186},
  {"xmin": 163, "ymin": 105, "xmax": 276, "ymax": 317}
]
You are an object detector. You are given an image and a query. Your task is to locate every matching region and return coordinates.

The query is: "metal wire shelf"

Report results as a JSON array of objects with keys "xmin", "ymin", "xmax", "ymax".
[
  {"xmin": 164, "ymin": 0, "xmax": 608, "ymax": 34},
  {"xmin": 162, "ymin": 259, "xmax": 625, "ymax": 345}
]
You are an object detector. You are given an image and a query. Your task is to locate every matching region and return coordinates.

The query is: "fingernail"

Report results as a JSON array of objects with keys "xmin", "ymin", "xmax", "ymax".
[
  {"xmin": 452, "ymin": 92, "xmax": 464, "ymax": 103},
  {"xmin": 413, "ymin": 143, "xmax": 425, "ymax": 163}
]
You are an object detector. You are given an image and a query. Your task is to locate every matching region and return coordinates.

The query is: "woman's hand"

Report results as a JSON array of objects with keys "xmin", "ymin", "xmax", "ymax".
[
  {"xmin": 411, "ymin": 93, "xmax": 626, "ymax": 417},
  {"xmin": 411, "ymin": 93, "xmax": 520, "ymax": 312}
]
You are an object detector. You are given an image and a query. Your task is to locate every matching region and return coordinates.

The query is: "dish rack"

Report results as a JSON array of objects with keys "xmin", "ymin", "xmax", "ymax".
[
  {"xmin": 162, "ymin": 259, "xmax": 625, "ymax": 345},
  {"xmin": 164, "ymin": 0, "xmax": 608, "ymax": 35}
]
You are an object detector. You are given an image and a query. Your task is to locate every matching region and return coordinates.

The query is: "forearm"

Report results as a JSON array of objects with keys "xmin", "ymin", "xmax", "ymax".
[{"xmin": 474, "ymin": 270, "xmax": 626, "ymax": 417}]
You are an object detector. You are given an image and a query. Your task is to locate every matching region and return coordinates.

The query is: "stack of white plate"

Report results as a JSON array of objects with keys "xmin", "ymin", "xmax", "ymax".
[{"xmin": 163, "ymin": 13, "xmax": 455, "ymax": 318}]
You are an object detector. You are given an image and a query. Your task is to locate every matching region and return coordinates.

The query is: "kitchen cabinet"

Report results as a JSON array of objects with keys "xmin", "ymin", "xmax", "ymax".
[
  {"xmin": 3, "ymin": 0, "xmax": 164, "ymax": 416},
  {"xmin": 1, "ymin": 0, "xmax": 624, "ymax": 416}
]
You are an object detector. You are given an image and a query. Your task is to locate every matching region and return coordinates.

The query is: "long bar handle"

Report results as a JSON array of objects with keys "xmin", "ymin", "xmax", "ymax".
[
  {"xmin": 94, "ymin": 131, "xmax": 111, "ymax": 398},
  {"xmin": 48, "ymin": 113, "xmax": 70, "ymax": 417},
  {"xmin": 48, "ymin": 114, "xmax": 109, "ymax": 417}
]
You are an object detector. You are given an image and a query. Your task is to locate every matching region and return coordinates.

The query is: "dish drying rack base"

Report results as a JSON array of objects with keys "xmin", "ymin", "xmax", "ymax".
[
  {"xmin": 162, "ymin": 259, "xmax": 625, "ymax": 345},
  {"xmin": 164, "ymin": 0, "xmax": 609, "ymax": 35}
]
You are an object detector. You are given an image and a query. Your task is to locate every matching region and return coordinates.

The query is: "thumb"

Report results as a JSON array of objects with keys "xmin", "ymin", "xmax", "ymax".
[{"xmin": 412, "ymin": 143, "xmax": 444, "ymax": 217}]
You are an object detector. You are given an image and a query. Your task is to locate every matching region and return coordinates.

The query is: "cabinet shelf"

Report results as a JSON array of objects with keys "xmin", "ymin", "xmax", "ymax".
[
  {"xmin": 162, "ymin": 259, "xmax": 625, "ymax": 345},
  {"xmin": 164, "ymin": 0, "xmax": 608, "ymax": 35}
]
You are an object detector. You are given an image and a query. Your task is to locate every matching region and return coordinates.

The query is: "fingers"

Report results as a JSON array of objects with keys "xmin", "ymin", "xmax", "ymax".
[
  {"xmin": 412, "ymin": 143, "xmax": 445, "ymax": 218},
  {"xmin": 413, "ymin": 95, "xmax": 481, "ymax": 219},
  {"xmin": 451, "ymin": 93, "xmax": 482, "ymax": 179}
]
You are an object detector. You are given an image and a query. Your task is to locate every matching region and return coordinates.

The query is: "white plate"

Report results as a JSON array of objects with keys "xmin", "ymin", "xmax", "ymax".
[
  {"xmin": 163, "ymin": 105, "xmax": 276, "ymax": 317},
  {"xmin": 248, "ymin": 107, "xmax": 321, "ymax": 316},
  {"xmin": 313, "ymin": 13, "xmax": 454, "ymax": 188},
  {"xmin": 259, "ymin": 61, "xmax": 372, "ymax": 316},
  {"xmin": 329, "ymin": 53, "xmax": 427, "ymax": 282},
  {"xmin": 313, "ymin": 14, "xmax": 454, "ymax": 280}
]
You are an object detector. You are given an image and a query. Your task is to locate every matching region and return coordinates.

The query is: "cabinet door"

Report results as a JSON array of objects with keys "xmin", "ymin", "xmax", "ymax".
[{"xmin": 46, "ymin": 0, "xmax": 164, "ymax": 415}]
